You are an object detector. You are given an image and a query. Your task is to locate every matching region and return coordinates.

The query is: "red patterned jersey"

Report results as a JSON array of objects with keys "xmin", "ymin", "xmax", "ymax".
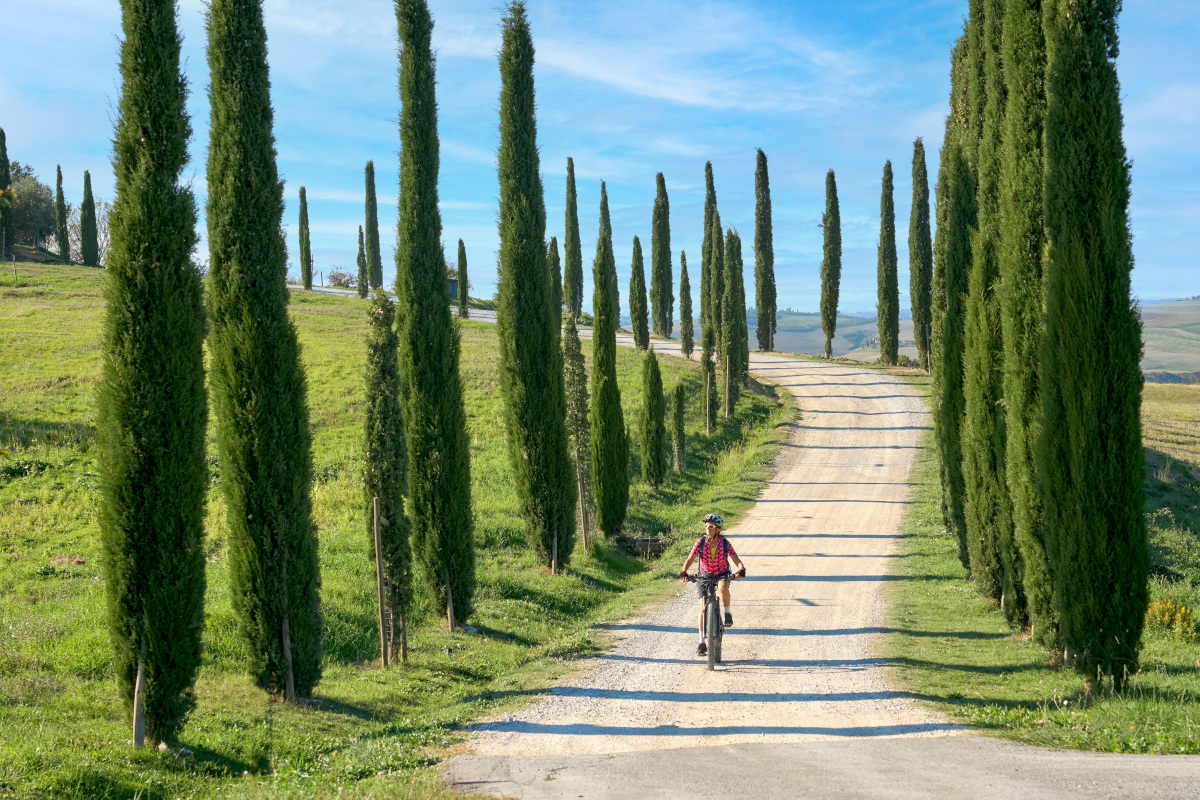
[{"xmin": 689, "ymin": 534, "xmax": 736, "ymax": 575}]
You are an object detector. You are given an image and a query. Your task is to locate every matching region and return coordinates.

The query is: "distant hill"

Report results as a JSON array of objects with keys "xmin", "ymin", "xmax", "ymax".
[{"xmin": 1141, "ymin": 299, "xmax": 1200, "ymax": 374}]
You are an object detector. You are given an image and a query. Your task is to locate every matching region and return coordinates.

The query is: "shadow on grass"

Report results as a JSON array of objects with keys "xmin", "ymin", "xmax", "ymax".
[{"xmin": 0, "ymin": 414, "xmax": 95, "ymax": 449}]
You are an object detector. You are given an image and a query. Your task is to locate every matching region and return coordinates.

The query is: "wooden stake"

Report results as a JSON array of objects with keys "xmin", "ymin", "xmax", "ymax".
[
  {"xmin": 444, "ymin": 566, "xmax": 455, "ymax": 631},
  {"xmin": 279, "ymin": 561, "xmax": 296, "ymax": 702},
  {"xmin": 132, "ymin": 641, "xmax": 147, "ymax": 748},
  {"xmin": 373, "ymin": 497, "xmax": 389, "ymax": 669},
  {"xmin": 551, "ymin": 528, "xmax": 558, "ymax": 575},
  {"xmin": 576, "ymin": 457, "xmax": 588, "ymax": 548},
  {"xmin": 399, "ymin": 610, "xmax": 408, "ymax": 662}
]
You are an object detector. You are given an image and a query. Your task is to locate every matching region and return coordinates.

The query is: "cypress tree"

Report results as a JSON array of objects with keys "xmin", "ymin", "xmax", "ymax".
[
  {"xmin": 0, "ymin": 129, "xmax": 11, "ymax": 259},
  {"xmin": 55, "ymin": 165, "xmax": 69, "ymax": 262},
  {"xmin": 700, "ymin": 162, "xmax": 716, "ymax": 344},
  {"xmin": 356, "ymin": 226, "xmax": 369, "ymax": 298},
  {"xmin": 589, "ymin": 183, "xmax": 628, "ymax": 537},
  {"xmin": 363, "ymin": 289, "xmax": 413, "ymax": 659},
  {"xmin": 395, "ymin": 0, "xmax": 475, "ymax": 622},
  {"xmin": 562, "ymin": 316, "xmax": 591, "ymax": 542},
  {"xmin": 206, "ymin": 0, "xmax": 322, "ymax": 698},
  {"xmin": 496, "ymin": 0, "xmax": 576, "ymax": 570},
  {"xmin": 563, "ymin": 157, "xmax": 584, "ymax": 320},
  {"xmin": 672, "ymin": 381, "xmax": 686, "ymax": 473},
  {"xmin": 701, "ymin": 324, "xmax": 716, "ymax": 433},
  {"xmin": 364, "ymin": 160, "xmax": 383, "ymax": 289},
  {"xmin": 457, "ymin": 238, "xmax": 469, "ymax": 318},
  {"xmin": 548, "ymin": 235, "xmax": 563, "ymax": 330},
  {"xmin": 876, "ymin": 161, "xmax": 899, "ymax": 366},
  {"xmin": 650, "ymin": 172, "xmax": 672, "ymax": 337},
  {"xmin": 97, "ymin": 0, "xmax": 206, "ymax": 743},
  {"xmin": 1001, "ymin": 0, "xmax": 1055, "ymax": 645},
  {"xmin": 629, "ymin": 236, "xmax": 649, "ymax": 349},
  {"xmin": 709, "ymin": 210, "xmax": 725, "ymax": 358},
  {"xmin": 298, "ymin": 186, "xmax": 312, "ymax": 290},
  {"xmin": 640, "ymin": 348, "xmax": 667, "ymax": 488},
  {"xmin": 731, "ymin": 230, "xmax": 750, "ymax": 380},
  {"xmin": 820, "ymin": 170, "xmax": 842, "ymax": 359},
  {"xmin": 678, "ymin": 251, "xmax": 693, "ymax": 357},
  {"xmin": 81, "ymin": 170, "xmax": 99, "ymax": 267},
  {"xmin": 754, "ymin": 149, "xmax": 776, "ymax": 352},
  {"xmin": 1039, "ymin": 0, "xmax": 1146, "ymax": 687},
  {"xmin": 909, "ymin": 140, "xmax": 933, "ymax": 372},
  {"xmin": 962, "ymin": 0, "xmax": 1021, "ymax": 620},
  {"xmin": 722, "ymin": 228, "xmax": 744, "ymax": 415}
]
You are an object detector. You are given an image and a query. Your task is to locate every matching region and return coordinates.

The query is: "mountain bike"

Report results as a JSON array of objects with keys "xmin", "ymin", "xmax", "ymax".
[{"xmin": 686, "ymin": 571, "xmax": 741, "ymax": 670}]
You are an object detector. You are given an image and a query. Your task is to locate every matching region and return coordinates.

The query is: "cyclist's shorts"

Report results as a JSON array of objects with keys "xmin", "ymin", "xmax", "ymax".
[{"xmin": 695, "ymin": 570, "xmax": 731, "ymax": 598}]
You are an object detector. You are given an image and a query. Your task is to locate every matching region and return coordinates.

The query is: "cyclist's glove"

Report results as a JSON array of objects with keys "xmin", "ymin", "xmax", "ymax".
[
  {"xmin": 736, "ymin": 567, "xmax": 746, "ymax": 578},
  {"xmin": 678, "ymin": 570, "xmax": 689, "ymax": 580}
]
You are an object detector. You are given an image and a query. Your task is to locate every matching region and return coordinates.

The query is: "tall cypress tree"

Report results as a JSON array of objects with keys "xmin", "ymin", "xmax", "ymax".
[
  {"xmin": 754, "ymin": 149, "xmax": 776, "ymax": 352},
  {"xmin": 726, "ymin": 229, "xmax": 749, "ymax": 386},
  {"xmin": 640, "ymin": 348, "xmax": 667, "ymax": 488},
  {"xmin": 363, "ymin": 289, "xmax": 412, "ymax": 659},
  {"xmin": 909, "ymin": 139, "xmax": 933, "ymax": 372},
  {"xmin": 721, "ymin": 228, "xmax": 743, "ymax": 415},
  {"xmin": 562, "ymin": 316, "xmax": 591, "ymax": 541},
  {"xmin": 701, "ymin": 324, "xmax": 716, "ymax": 433},
  {"xmin": 700, "ymin": 162, "xmax": 716, "ymax": 344},
  {"xmin": 678, "ymin": 251, "xmax": 693, "ymax": 357},
  {"xmin": 963, "ymin": 0, "xmax": 1021, "ymax": 621},
  {"xmin": 206, "ymin": 0, "xmax": 322, "ymax": 698},
  {"xmin": 496, "ymin": 0, "xmax": 576, "ymax": 569},
  {"xmin": 590, "ymin": 183, "xmax": 628, "ymax": 537},
  {"xmin": 356, "ymin": 226, "xmax": 369, "ymax": 298},
  {"xmin": 80, "ymin": 170, "xmax": 99, "ymax": 267},
  {"xmin": 1039, "ymin": 0, "xmax": 1146, "ymax": 687},
  {"xmin": 876, "ymin": 161, "xmax": 899, "ymax": 366},
  {"xmin": 298, "ymin": 186, "xmax": 312, "ymax": 290},
  {"xmin": 548, "ymin": 235, "xmax": 563, "ymax": 332},
  {"xmin": 820, "ymin": 170, "xmax": 842, "ymax": 359},
  {"xmin": 395, "ymin": 0, "xmax": 475, "ymax": 622},
  {"xmin": 364, "ymin": 160, "xmax": 383, "ymax": 289},
  {"xmin": 97, "ymin": 0, "xmax": 206, "ymax": 744},
  {"xmin": 629, "ymin": 236, "xmax": 649, "ymax": 349},
  {"xmin": 457, "ymin": 238, "xmax": 469, "ymax": 319},
  {"xmin": 0, "ymin": 129, "xmax": 11, "ymax": 259},
  {"xmin": 1001, "ymin": 0, "xmax": 1055, "ymax": 645},
  {"xmin": 709, "ymin": 210, "xmax": 725, "ymax": 358},
  {"xmin": 55, "ymin": 165, "xmax": 69, "ymax": 262},
  {"xmin": 650, "ymin": 172, "xmax": 672, "ymax": 337},
  {"xmin": 563, "ymin": 157, "xmax": 584, "ymax": 320}
]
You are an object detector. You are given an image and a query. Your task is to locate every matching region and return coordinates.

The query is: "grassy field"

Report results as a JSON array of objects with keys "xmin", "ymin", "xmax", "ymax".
[
  {"xmin": 884, "ymin": 381, "xmax": 1200, "ymax": 754},
  {"xmin": 0, "ymin": 262, "xmax": 792, "ymax": 799}
]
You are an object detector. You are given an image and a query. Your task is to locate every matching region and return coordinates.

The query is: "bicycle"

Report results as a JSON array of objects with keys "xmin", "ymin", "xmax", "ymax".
[{"xmin": 685, "ymin": 570, "xmax": 742, "ymax": 670}]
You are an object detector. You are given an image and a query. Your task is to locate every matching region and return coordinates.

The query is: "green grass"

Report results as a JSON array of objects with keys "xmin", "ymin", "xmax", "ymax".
[
  {"xmin": 0, "ymin": 262, "xmax": 791, "ymax": 799},
  {"xmin": 885, "ymin": 386, "xmax": 1200, "ymax": 753}
]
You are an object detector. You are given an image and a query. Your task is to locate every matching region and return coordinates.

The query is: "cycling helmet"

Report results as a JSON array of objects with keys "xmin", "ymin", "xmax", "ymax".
[{"xmin": 703, "ymin": 513, "xmax": 724, "ymax": 527}]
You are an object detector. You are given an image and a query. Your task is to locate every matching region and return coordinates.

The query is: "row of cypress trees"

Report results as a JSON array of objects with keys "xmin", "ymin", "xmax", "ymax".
[
  {"xmin": 932, "ymin": 0, "xmax": 1146, "ymax": 689},
  {"xmin": 18, "ymin": 164, "xmax": 102, "ymax": 265}
]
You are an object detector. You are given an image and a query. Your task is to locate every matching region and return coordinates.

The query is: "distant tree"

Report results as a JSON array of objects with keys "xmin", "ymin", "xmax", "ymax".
[
  {"xmin": 457, "ymin": 238, "xmax": 469, "ymax": 319},
  {"xmin": 678, "ymin": 251, "xmax": 694, "ymax": 357},
  {"xmin": 754, "ymin": 149, "xmax": 776, "ymax": 352},
  {"xmin": 563, "ymin": 157, "xmax": 584, "ymax": 320},
  {"xmin": 356, "ymin": 226, "xmax": 369, "ymax": 298},
  {"xmin": 80, "ymin": 170, "xmax": 99, "ymax": 267},
  {"xmin": 206, "ymin": 0, "xmax": 322, "ymax": 699},
  {"xmin": 908, "ymin": 139, "xmax": 933, "ymax": 372},
  {"xmin": 640, "ymin": 348, "xmax": 667, "ymax": 488},
  {"xmin": 10, "ymin": 174, "xmax": 54, "ymax": 248},
  {"xmin": 97, "ymin": 0, "xmax": 207, "ymax": 745},
  {"xmin": 1001, "ymin": 0, "xmax": 1056, "ymax": 647},
  {"xmin": 671, "ymin": 381, "xmax": 686, "ymax": 473},
  {"xmin": 589, "ymin": 183, "xmax": 628, "ymax": 537},
  {"xmin": 700, "ymin": 162, "xmax": 716, "ymax": 344},
  {"xmin": 363, "ymin": 290, "xmax": 413, "ymax": 661},
  {"xmin": 820, "ymin": 170, "xmax": 842, "ymax": 358},
  {"xmin": 364, "ymin": 160, "xmax": 383, "ymax": 289},
  {"xmin": 0, "ymin": 129, "xmax": 11, "ymax": 258},
  {"xmin": 650, "ymin": 172, "xmax": 673, "ymax": 337},
  {"xmin": 548, "ymin": 235, "xmax": 563, "ymax": 333},
  {"xmin": 629, "ymin": 236, "xmax": 649, "ymax": 349},
  {"xmin": 55, "ymin": 166, "xmax": 70, "ymax": 263},
  {"xmin": 298, "ymin": 186, "xmax": 312, "ymax": 290},
  {"xmin": 876, "ymin": 161, "xmax": 899, "ymax": 366},
  {"xmin": 1039, "ymin": 0, "xmax": 1146, "ymax": 688},
  {"xmin": 562, "ymin": 316, "xmax": 591, "ymax": 544},
  {"xmin": 496, "ymin": 0, "xmax": 576, "ymax": 570},
  {"xmin": 395, "ymin": 0, "xmax": 475, "ymax": 623}
]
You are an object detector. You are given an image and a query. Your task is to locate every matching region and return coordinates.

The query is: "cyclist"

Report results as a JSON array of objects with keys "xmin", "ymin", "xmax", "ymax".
[{"xmin": 678, "ymin": 513, "xmax": 746, "ymax": 657}]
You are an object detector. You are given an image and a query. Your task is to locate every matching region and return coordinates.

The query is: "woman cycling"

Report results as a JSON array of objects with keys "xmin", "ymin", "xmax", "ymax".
[{"xmin": 678, "ymin": 513, "xmax": 746, "ymax": 656}]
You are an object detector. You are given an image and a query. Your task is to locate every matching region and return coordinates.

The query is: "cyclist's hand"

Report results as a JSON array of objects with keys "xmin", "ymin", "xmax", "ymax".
[
  {"xmin": 735, "ymin": 567, "xmax": 746, "ymax": 579},
  {"xmin": 678, "ymin": 570, "xmax": 689, "ymax": 581}
]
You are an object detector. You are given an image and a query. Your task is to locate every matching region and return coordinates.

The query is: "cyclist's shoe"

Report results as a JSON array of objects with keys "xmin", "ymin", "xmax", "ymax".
[
  {"xmin": 724, "ymin": 611, "xmax": 734, "ymax": 628},
  {"xmin": 696, "ymin": 642, "xmax": 707, "ymax": 657}
]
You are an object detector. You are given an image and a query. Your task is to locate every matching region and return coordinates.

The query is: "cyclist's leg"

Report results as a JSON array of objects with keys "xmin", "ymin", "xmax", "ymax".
[{"xmin": 720, "ymin": 576, "xmax": 733, "ymax": 626}]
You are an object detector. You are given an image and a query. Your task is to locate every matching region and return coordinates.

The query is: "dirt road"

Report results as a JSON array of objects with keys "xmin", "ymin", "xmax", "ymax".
[{"xmin": 445, "ymin": 339, "xmax": 1200, "ymax": 797}]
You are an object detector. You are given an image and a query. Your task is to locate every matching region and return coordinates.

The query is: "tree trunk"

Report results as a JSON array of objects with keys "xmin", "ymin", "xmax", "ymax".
[
  {"xmin": 551, "ymin": 527, "xmax": 559, "ymax": 575},
  {"xmin": 399, "ymin": 610, "xmax": 408, "ymax": 663},
  {"xmin": 724, "ymin": 353, "xmax": 732, "ymax": 418},
  {"xmin": 576, "ymin": 454, "xmax": 589, "ymax": 548},
  {"xmin": 132, "ymin": 640, "xmax": 147, "ymax": 748},
  {"xmin": 279, "ymin": 561, "xmax": 296, "ymax": 702},
  {"xmin": 444, "ymin": 566, "xmax": 455, "ymax": 631},
  {"xmin": 372, "ymin": 497, "xmax": 389, "ymax": 669},
  {"xmin": 705, "ymin": 370, "xmax": 712, "ymax": 435}
]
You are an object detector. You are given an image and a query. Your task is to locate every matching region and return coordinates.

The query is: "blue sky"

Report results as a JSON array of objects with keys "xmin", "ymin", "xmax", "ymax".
[{"xmin": 6, "ymin": 0, "xmax": 1198, "ymax": 313}]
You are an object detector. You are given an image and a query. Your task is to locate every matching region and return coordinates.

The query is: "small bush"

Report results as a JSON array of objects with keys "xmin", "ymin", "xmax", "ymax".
[
  {"xmin": 1145, "ymin": 598, "xmax": 1198, "ymax": 642},
  {"xmin": 327, "ymin": 268, "xmax": 356, "ymax": 289}
]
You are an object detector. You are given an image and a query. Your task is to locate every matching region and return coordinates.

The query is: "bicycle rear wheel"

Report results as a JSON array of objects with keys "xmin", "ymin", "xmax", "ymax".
[{"xmin": 706, "ymin": 602, "xmax": 719, "ymax": 671}]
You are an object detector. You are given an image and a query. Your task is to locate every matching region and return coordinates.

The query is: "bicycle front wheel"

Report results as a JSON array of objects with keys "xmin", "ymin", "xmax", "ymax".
[{"xmin": 706, "ymin": 602, "xmax": 719, "ymax": 671}]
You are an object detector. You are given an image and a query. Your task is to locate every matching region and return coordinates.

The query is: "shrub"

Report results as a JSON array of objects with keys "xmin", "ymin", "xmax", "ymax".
[
  {"xmin": 327, "ymin": 268, "xmax": 356, "ymax": 289},
  {"xmin": 1145, "ymin": 599, "xmax": 1197, "ymax": 643}
]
